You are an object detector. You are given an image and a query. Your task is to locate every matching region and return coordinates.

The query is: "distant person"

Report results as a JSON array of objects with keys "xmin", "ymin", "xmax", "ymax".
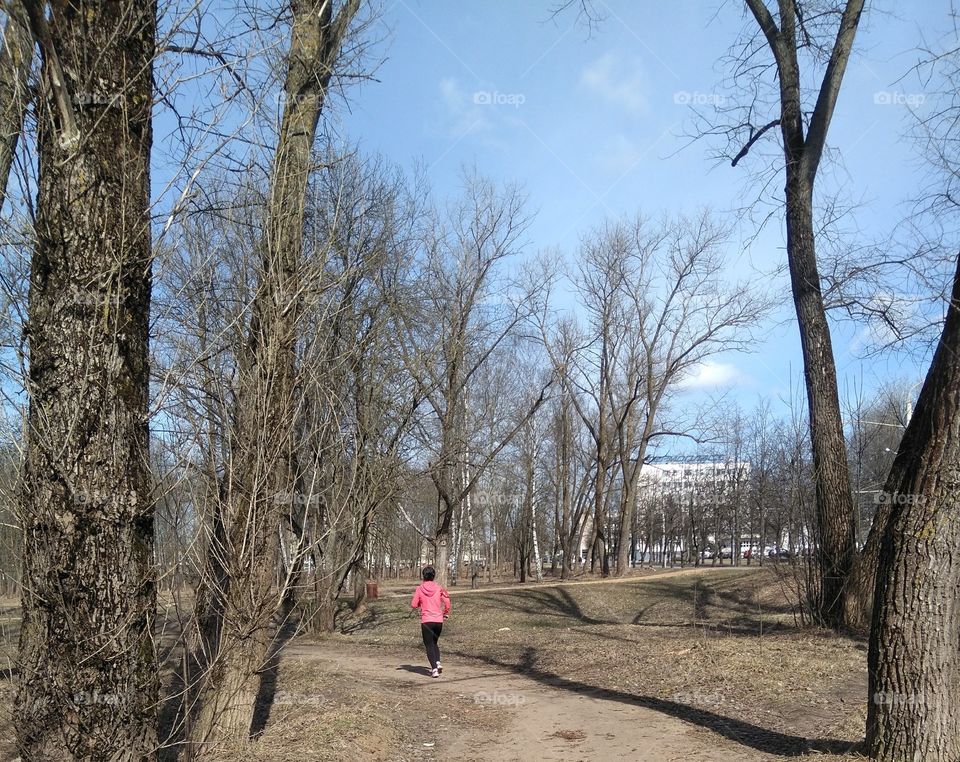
[{"xmin": 410, "ymin": 565, "xmax": 451, "ymax": 678}]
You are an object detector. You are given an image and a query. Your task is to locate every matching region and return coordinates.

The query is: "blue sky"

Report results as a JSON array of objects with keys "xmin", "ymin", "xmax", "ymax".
[{"xmin": 321, "ymin": 1, "xmax": 945, "ymax": 441}]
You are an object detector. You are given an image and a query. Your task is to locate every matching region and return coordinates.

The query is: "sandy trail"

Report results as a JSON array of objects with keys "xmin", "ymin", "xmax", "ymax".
[{"xmin": 285, "ymin": 638, "xmax": 776, "ymax": 762}]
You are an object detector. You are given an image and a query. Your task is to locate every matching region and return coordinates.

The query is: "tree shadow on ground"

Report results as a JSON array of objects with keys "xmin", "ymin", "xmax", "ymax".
[
  {"xmin": 450, "ymin": 646, "xmax": 860, "ymax": 758},
  {"xmin": 466, "ymin": 587, "xmax": 618, "ymax": 626},
  {"xmin": 250, "ymin": 602, "xmax": 301, "ymax": 739},
  {"xmin": 468, "ymin": 574, "xmax": 797, "ymax": 637},
  {"xmin": 341, "ymin": 606, "xmax": 417, "ymax": 634},
  {"xmin": 628, "ymin": 578, "xmax": 800, "ymax": 636}
]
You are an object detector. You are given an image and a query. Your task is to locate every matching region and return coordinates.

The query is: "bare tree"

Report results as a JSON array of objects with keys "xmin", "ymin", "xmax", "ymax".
[
  {"xmin": 190, "ymin": 0, "xmax": 361, "ymax": 748},
  {"xmin": 543, "ymin": 324, "xmax": 596, "ymax": 578},
  {"xmin": 710, "ymin": 0, "xmax": 867, "ymax": 629},
  {"xmin": 393, "ymin": 174, "xmax": 549, "ymax": 587},
  {"xmin": 0, "ymin": 2, "xmax": 32, "ymax": 212},
  {"xmin": 548, "ymin": 212, "xmax": 766, "ymax": 576}
]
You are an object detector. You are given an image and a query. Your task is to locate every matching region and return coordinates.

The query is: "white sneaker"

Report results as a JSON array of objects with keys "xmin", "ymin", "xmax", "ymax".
[
  {"xmin": 436, "ymin": 662, "xmax": 443, "ymax": 674},
  {"xmin": 431, "ymin": 667, "xmax": 439, "ymax": 678}
]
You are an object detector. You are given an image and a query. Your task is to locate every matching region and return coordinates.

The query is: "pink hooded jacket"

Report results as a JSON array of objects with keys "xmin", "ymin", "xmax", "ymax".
[{"xmin": 410, "ymin": 580, "xmax": 451, "ymax": 624}]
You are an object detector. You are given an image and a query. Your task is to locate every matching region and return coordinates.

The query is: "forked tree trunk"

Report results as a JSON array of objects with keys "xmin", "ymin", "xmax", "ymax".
[
  {"xmin": 0, "ymin": 1, "xmax": 32, "ymax": 211},
  {"xmin": 16, "ymin": 1, "xmax": 158, "ymax": 758},
  {"xmin": 843, "ymin": 497, "xmax": 891, "ymax": 632},
  {"xmin": 746, "ymin": 0, "xmax": 865, "ymax": 630},
  {"xmin": 191, "ymin": 0, "xmax": 359, "ymax": 750},
  {"xmin": 616, "ymin": 420, "xmax": 654, "ymax": 576},
  {"xmin": 866, "ymin": 258, "xmax": 960, "ymax": 761}
]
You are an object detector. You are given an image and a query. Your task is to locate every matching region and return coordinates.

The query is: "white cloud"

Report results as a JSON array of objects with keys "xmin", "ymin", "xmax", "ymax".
[
  {"xmin": 680, "ymin": 361, "xmax": 744, "ymax": 390},
  {"xmin": 434, "ymin": 77, "xmax": 522, "ymax": 148},
  {"xmin": 579, "ymin": 52, "xmax": 647, "ymax": 113}
]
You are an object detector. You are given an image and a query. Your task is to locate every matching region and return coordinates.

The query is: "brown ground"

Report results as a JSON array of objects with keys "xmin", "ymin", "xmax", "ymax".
[{"xmin": 0, "ymin": 567, "xmax": 870, "ymax": 761}]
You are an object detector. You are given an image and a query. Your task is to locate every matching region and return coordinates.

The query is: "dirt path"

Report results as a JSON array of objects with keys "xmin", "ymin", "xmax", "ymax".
[
  {"xmin": 286, "ymin": 639, "xmax": 778, "ymax": 761},
  {"xmin": 378, "ymin": 565, "xmax": 758, "ymax": 599}
]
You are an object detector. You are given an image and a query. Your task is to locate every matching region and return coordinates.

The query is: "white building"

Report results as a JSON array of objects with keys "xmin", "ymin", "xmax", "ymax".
[
  {"xmin": 634, "ymin": 456, "xmax": 751, "ymax": 561},
  {"xmin": 638, "ymin": 457, "xmax": 751, "ymax": 499}
]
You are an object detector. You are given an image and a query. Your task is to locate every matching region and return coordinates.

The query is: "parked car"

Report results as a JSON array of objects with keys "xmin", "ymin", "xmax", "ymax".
[{"xmin": 766, "ymin": 548, "xmax": 792, "ymax": 560}]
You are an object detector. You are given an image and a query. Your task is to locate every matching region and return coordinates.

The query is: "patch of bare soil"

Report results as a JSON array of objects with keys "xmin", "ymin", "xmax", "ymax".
[{"xmin": 195, "ymin": 652, "xmax": 506, "ymax": 762}]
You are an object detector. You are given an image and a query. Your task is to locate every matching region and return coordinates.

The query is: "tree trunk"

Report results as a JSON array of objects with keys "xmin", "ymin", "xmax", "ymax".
[
  {"xmin": 615, "ymin": 479, "xmax": 637, "ymax": 575},
  {"xmin": 531, "ymin": 491, "xmax": 543, "ymax": 582},
  {"xmin": 16, "ymin": 1, "xmax": 158, "ymax": 758},
  {"xmin": 784, "ymin": 172, "xmax": 857, "ymax": 629},
  {"xmin": 191, "ymin": 0, "xmax": 359, "ymax": 750},
  {"xmin": 866, "ymin": 258, "xmax": 960, "ymax": 761},
  {"xmin": 745, "ymin": 0, "xmax": 865, "ymax": 631},
  {"xmin": 843, "ymin": 497, "xmax": 891, "ymax": 632},
  {"xmin": 434, "ymin": 532, "xmax": 450, "ymax": 587}
]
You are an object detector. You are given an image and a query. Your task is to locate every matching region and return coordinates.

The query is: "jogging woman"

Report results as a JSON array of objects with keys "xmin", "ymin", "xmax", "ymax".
[{"xmin": 410, "ymin": 566, "xmax": 451, "ymax": 678}]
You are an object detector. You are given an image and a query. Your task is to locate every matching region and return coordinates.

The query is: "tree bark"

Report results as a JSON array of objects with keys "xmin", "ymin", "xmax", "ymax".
[
  {"xmin": 866, "ymin": 257, "xmax": 960, "ymax": 761},
  {"xmin": 783, "ymin": 169, "xmax": 857, "ymax": 628},
  {"xmin": 15, "ymin": 1, "xmax": 158, "ymax": 758}
]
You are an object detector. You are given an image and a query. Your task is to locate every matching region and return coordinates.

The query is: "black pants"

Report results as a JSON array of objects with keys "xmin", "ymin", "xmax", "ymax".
[{"xmin": 421, "ymin": 622, "xmax": 443, "ymax": 668}]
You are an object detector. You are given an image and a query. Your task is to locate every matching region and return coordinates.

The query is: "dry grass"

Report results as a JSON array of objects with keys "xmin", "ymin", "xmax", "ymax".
[
  {"xmin": 0, "ymin": 568, "xmax": 870, "ymax": 760},
  {"xmin": 332, "ymin": 567, "xmax": 869, "ymax": 759}
]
